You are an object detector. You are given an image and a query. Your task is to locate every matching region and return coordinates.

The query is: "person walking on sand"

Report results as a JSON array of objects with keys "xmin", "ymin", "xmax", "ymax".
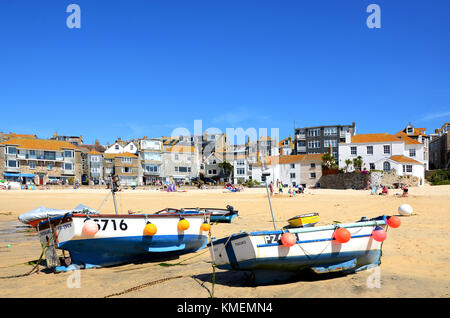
[
  {"xmin": 279, "ymin": 182, "xmax": 283, "ymax": 194},
  {"xmin": 269, "ymin": 181, "xmax": 274, "ymax": 196}
]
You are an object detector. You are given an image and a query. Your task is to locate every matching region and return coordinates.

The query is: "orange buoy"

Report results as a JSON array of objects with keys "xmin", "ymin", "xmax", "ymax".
[
  {"xmin": 333, "ymin": 227, "xmax": 351, "ymax": 243},
  {"xmin": 177, "ymin": 218, "xmax": 190, "ymax": 231},
  {"xmin": 143, "ymin": 222, "xmax": 157, "ymax": 236},
  {"xmin": 82, "ymin": 219, "xmax": 98, "ymax": 236},
  {"xmin": 200, "ymin": 222, "xmax": 210, "ymax": 232},
  {"xmin": 372, "ymin": 226, "xmax": 387, "ymax": 242},
  {"xmin": 281, "ymin": 232, "xmax": 296, "ymax": 247},
  {"xmin": 387, "ymin": 216, "xmax": 401, "ymax": 228}
]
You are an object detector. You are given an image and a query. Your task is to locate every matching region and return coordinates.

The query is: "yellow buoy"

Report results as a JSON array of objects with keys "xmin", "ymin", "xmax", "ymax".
[
  {"xmin": 177, "ymin": 218, "xmax": 190, "ymax": 231},
  {"xmin": 143, "ymin": 222, "xmax": 157, "ymax": 236},
  {"xmin": 200, "ymin": 222, "xmax": 210, "ymax": 232}
]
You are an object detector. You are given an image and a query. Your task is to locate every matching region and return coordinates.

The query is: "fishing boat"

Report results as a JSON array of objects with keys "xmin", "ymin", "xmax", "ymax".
[
  {"xmin": 208, "ymin": 168, "xmax": 401, "ymax": 284},
  {"xmin": 209, "ymin": 215, "xmax": 398, "ymax": 284},
  {"xmin": 155, "ymin": 205, "xmax": 239, "ymax": 223},
  {"xmin": 32, "ymin": 175, "xmax": 211, "ymax": 272},
  {"xmin": 18, "ymin": 204, "xmax": 99, "ymax": 227}
]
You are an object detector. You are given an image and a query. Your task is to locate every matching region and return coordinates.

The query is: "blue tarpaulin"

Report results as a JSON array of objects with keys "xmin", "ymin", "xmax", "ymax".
[
  {"xmin": 4, "ymin": 173, "xmax": 19, "ymax": 177},
  {"xmin": 20, "ymin": 174, "xmax": 35, "ymax": 178}
]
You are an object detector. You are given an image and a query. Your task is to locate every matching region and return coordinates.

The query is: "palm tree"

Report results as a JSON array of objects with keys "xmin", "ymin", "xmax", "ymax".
[
  {"xmin": 345, "ymin": 159, "xmax": 352, "ymax": 172},
  {"xmin": 321, "ymin": 153, "xmax": 338, "ymax": 170},
  {"xmin": 352, "ymin": 156, "xmax": 364, "ymax": 171}
]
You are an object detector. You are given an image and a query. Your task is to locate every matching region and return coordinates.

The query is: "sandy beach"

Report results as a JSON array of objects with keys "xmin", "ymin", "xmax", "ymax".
[{"xmin": 0, "ymin": 185, "xmax": 449, "ymax": 298}]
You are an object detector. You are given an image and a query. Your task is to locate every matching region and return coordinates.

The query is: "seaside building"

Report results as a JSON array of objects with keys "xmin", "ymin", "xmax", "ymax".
[
  {"xmin": 338, "ymin": 132, "xmax": 426, "ymax": 186},
  {"xmin": 394, "ymin": 123, "xmax": 430, "ymax": 170},
  {"xmin": 104, "ymin": 138, "xmax": 138, "ymax": 155},
  {"xmin": 103, "ymin": 152, "xmax": 139, "ymax": 186},
  {"xmin": 138, "ymin": 138, "xmax": 163, "ymax": 185},
  {"xmin": 203, "ymin": 152, "xmax": 226, "ymax": 182},
  {"xmin": 162, "ymin": 144, "xmax": 200, "ymax": 184},
  {"xmin": 0, "ymin": 132, "xmax": 37, "ymax": 142},
  {"xmin": 429, "ymin": 122, "xmax": 450, "ymax": 169},
  {"xmin": 49, "ymin": 133, "xmax": 83, "ymax": 147},
  {"xmin": 0, "ymin": 138, "xmax": 82, "ymax": 185},
  {"xmin": 259, "ymin": 154, "xmax": 324, "ymax": 188},
  {"xmin": 279, "ymin": 136, "xmax": 294, "ymax": 155},
  {"xmin": 294, "ymin": 123, "xmax": 356, "ymax": 161}
]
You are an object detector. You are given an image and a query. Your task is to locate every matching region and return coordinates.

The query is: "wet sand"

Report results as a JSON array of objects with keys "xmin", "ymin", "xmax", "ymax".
[{"xmin": 0, "ymin": 185, "xmax": 449, "ymax": 298}]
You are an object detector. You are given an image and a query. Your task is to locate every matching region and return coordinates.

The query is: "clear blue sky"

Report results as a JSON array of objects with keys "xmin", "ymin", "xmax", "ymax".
[{"xmin": 1, "ymin": 0, "xmax": 449, "ymax": 145}]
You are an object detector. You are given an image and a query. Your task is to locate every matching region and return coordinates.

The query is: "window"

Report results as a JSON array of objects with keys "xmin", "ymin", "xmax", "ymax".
[
  {"xmin": 290, "ymin": 173, "xmax": 296, "ymax": 179},
  {"xmin": 383, "ymin": 161, "xmax": 390, "ymax": 172},
  {"xmin": 237, "ymin": 159, "xmax": 245, "ymax": 166},
  {"xmin": 7, "ymin": 160, "xmax": 18, "ymax": 168},
  {"xmin": 174, "ymin": 154, "xmax": 179, "ymax": 160},
  {"xmin": 115, "ymin": 145, "xmax": 119, "ymax": 150},
  {"xmin": 29, "ymin": 162, "xmax": 36, "ymax": 169},
  {"xmin": 122, "ymin": 157, "xmax": 132, "ymax": 163},
  {"xmin": 409, "ymin": 149, "xmax": 416, "ymax": 157},
  {"xmin": 237, "ymin": 168, "xmax": 245, "ymax": 175},
  {"xmin": 367, "ymin": 146, "xmax": 373, "ymax": 155},
  {"xmin": 308, "ymin": 128, "xmax": 321, "ymax": 137},
  {"xmin": 351, "ymin": 146, "xmax": 357, "ymax": 155},
  {"xmin": 145, "ymin": 165, "xmax": 158, "ymax": 172},
  {"xmin": 308, "ymin": 140, "xmax": 321, "ymax": 148},
  {"xmin": 122, "ymin": 167, "xmax": 133, "ymax": 173},
  {"xmin": 403, "ymin": 165, "xmax": 413, "ymax": 173},
  {"xmin": 310, "ymin": 173, "xmax": 316, "ymax": 179},
  {"xmin": 383, "ymin": 145, "xmax": 391, "ymax": 154},
  {"xmin": 324, "ymin": 139, "xmax": 337, "ymax": 147},
  {"xmin": 369, "ymin": 163, "xmax": 375, "ymax": 170},
  {"xmin": 290, "ymin": 164, "xmax": 295, "ymax": 169},
  {"xmin": 178, "ymin": 167, "xmax": 188, "ymax": 172},
  {"xmin": 297, "ymin": 140, "xmax": 306, "ymax": 147},
  {"xmin": 310, "ymin": 163, "xmax": 316, "ymax": 168},
  {"xmin": 64, "ymin": 150, "xmax": 73, "ymax": 158},
  {"xmin": 47, "ymin": 163, "xmax": 53, "ymax": 170},
  {"xmin": 324, "ymin": 127, "xmax": 337, "ymax": 136},
  {"xmin": 44, "ymin": 151, "xmax": 56, "ymax": 160},
  {"xmin": 7, "ymin": 146, "xmax": 17, "ymax": 154},
  {"xmin": 105, "ymin": 158, "xmax": 113, "ymax": 163},
  {"xmin": 64, "ymin": 163, "xmax": 73, "ymax": 170},
  {"xmin": 407, "ymin": 127, "xmax": 414, "ymax": 134}
]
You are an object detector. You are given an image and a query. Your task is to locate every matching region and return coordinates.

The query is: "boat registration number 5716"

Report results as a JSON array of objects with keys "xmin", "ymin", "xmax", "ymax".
[{"xmin": 92, "ymin": 219, "xmax": 128, "ymax": 231}]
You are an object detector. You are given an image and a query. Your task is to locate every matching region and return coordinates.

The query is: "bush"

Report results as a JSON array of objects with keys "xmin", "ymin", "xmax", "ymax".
[
  {"xmin": 243, "ymin": 179, "xmax": 260, "ymax": 187},
  {"xmin": 427, "ymin": 169, "xmax": 450, "ymax": 185}
]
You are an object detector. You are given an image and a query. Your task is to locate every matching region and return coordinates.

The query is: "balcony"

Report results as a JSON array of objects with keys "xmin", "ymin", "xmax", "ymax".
[
  {"xmin": 297, "ymin": 146, "xmax": 306, "ymax": 153},
  {"xmin": 62, "ymin": 169, "xmax": 75, "ymax": 175},
  {"xmin": 5, "ymin": 166, "xmax": 20, "ymax": 172}
]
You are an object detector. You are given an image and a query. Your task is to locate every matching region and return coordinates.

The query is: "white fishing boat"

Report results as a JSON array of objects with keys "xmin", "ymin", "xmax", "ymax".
[
  {"xmin": 210, "ymin": 215, "xmax": 398, "ymax": 284},
  {"xmin": 34, "ymin": 175, "xmax": 211, "ymax": 271},
  {"xmin": 208, "ymin": 168, "xmax": 401, "ymax": 284}
]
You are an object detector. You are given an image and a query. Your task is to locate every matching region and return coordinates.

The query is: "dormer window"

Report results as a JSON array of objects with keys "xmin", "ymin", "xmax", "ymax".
[{"xmin": 407, "ymin": 127, "xmax": 414, "ymax": 134}]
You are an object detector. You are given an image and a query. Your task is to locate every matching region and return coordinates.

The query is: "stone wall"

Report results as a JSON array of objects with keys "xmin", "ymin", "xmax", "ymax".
[
  {"xmin": 376, "ymin": 170, "xmax": 418, "ymax": 188},
  {"xmin": 318, "ymin": 171, "xmax": 370, "ymax": 189}
]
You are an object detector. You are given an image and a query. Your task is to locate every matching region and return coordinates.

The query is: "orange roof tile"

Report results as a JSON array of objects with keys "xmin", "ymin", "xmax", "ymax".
[
  {"xmin": 350, "ymin": 133, "xmax": 401, "ymax": 144},
  {"xmin": 5, "ymin": 133, "xmax": 37, "ymax": 139},
  {"xmin": 394, "ymin": 132, "xmax": 422, "ymax": 145},
  {"xmin": 103, "ymin": 152, "xmax": 137, "ymax": 158},
  {"xmin": 0, "ymin": 138, "xmax": 79, "ymax": 151},
  {"xmin": 265, "ymin": 154, "xmax": 324, "ymax": 165},
  {"xmin": 88, "ymin": 150, "xmax": 103, "ymax": 155},
  {"xmin": 389, "ymin": 155, "xmax": 422, "ymax": 164},
  {"xmin": 166, "ymin": 145, "xmax": 195, "ymax": 153}
]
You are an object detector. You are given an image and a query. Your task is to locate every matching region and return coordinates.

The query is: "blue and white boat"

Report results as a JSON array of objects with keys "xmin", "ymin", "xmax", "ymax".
[
  {"xmin": 37, "ymin": 211, "xmax": 211, "ymax": 271},
  {"xmin": 210, "ymin": 215, "xmax": 394, "ymax": 284}
]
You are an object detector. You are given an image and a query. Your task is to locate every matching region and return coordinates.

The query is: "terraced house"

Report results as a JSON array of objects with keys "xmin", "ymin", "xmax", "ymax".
[
  {"xmin": 103, "ymin": 152, "xmax": 139, "ymax": 186},
  {"xmin": 162, "ymin": 144, "xmax": 200, "ymax": 184},
  {"xmin": 0, "ymin": 138, "xmax": 82, "ymax": 185},
  {"xmin": 138, "ymin": 138, "xmax": 163, "ymax": 185}
]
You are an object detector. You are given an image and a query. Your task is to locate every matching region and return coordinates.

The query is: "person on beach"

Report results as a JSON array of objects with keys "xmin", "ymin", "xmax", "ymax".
[
  {"xmin": 402, "ymin": 186, "xmax": 408, "ymax": 197},
  {"xmin": 379, "ymin": 185, "xmax": 388, "ymax": 195},
  {"xmin": 269, "ymin": 181, "xmax": 274, "ymax": 196},
  {"xmin": 279, "ymin": 182, "xmax": 283, "ymax": 194}
]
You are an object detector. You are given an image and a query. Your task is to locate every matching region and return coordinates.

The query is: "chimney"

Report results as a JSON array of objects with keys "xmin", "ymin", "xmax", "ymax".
[{"xmin": 345, "ymin": 131, "xmax": 352, "ymax": 144}]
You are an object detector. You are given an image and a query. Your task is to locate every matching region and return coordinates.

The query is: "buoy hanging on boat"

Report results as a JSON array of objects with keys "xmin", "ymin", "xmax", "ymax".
[
  {"xmin": 398, "ymin": 204, "xmax": 413, "ymax": 216},
  {"xmin": 372, "ymin": 226, "xmax": 387, "ymax": 242},
  {"xmin": 333, "ymin": 227, "xmax": 351, "ymax": 243},
  {"xmin": 82, "ymin": 219, "xmax": 98, "ymax": 236},
  {"xmin": 200, "ymin": 222, "xmax": 210, "ymax": 232},
  {"xmin": 143, "ymin": 222, "xmax": 157, "ymax": 236},
  {"xmin": 178, "ymin": 218, "xmax": 190, "ymax": 231},
  {"xmin": 387, "ymin": 215, "xmax": 401, "ymax": 228},
  {"xmin": 281, "ymin": 232, "xmax": 296, "ymax": 247}
]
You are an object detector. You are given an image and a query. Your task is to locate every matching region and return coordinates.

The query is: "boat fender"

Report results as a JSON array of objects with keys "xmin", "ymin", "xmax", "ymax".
[
  {"xmin": 144, "ymin": 222, "xmax": 157, "ymax": 236},
  {"xmin": 178, "ymin": 218, "xmax": 190, "ymax": 231}
]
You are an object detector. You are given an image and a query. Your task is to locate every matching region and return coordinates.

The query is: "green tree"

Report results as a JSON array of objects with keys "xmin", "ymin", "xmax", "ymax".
[
  {"xmin": 352, "ymin": 156, "xmax": 364, "ymax": 171},
  {"xmin": 344, "ymin": 159, "xmax": 352, "ymax": 172},
  {"xmin": 321, "ymin": 153, "xmax": 338, "ymax": 170},
  {"xmin": 218, "ymin": 161, "xmax": 234, "ymax": 183}
]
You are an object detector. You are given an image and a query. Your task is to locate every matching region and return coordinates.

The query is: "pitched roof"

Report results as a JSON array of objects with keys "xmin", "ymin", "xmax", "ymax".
[
  {"xmin": 166, "ymin": 145, "xmax": 195, "ymax": 153},
  {"xmin": 103, "ymin": 152, "xmax": 137, "ymax": 159},
  {"xmin": 395, "ymin": 127, "xmax": 428, "ymax": 137},
  {"xmin": 265, "ymin": 154, "xmax": 324, "ymax": 165},
  {"xmin": 393, "ymin": 132, "xmax": 423, "ymax": 145},
  {"xmin": 350, "ymin": 133, "xmax": 402, "ymax": 144},
  {"xmin": 389, "ymin": 155, "xmax": 422, "ymax": 164},
  {"xmin": 5, "ymin": 133, "xmax": 37, "ymax": 139},
  {"xmin": 0, "ymin": 138, "xmax": 80, "ymax": 151}
]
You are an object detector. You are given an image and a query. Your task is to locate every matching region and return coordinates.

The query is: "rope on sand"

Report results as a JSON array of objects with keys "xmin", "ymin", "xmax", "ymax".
[
  {"xmin": 0, "ymin": 243, "xmax": 47, "ymax": 279},
  {"xmin": 104, "ymin": 275, "xmax": 184, "ymax": 298}
]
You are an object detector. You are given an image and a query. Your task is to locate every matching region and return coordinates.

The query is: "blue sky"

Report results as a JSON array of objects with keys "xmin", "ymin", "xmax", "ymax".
[{"xmin": 1, "ymin": 0, "xmax": 449, "ymax": 145}]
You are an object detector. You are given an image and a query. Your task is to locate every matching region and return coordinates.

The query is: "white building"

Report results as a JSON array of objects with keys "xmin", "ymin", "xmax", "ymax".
[
  {"xmin": 338, "ymin": 132, "xmax": 426, "ymax": 186},
  {"xmin": 104, "ymin": 139, "xmax": 138, "ymax": 155}
]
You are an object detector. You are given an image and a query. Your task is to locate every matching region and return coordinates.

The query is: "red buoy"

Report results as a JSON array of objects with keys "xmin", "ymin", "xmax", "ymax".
[
  {"xmin": 387, "ymin": 216, "xmax": 401, "ymax": 228},
  {"xmin": 281, "ymin": 232, "xmax": 296, "ymax": 247},
  {"xmin": 372, "ymin": 226, "xmax": 387, "ymax": 242},
  {"xmin": 333, "ymin": 227, "xmax": 351, "ymax": 243}
]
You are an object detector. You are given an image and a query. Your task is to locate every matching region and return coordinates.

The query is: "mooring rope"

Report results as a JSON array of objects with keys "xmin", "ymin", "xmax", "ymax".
[
  {"xmin": 104, "ymin": 275, "xmax": 184, "ymax": 298},
  {"xmin": 0, "ymin": 242, "xmax": 47, "ymax": 279}
]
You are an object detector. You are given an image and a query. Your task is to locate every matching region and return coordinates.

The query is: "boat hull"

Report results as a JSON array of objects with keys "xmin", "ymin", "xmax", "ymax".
[
  {"xmin": 37, "ymin": 212, "xmax": 210, "ymax": 269},
  {"xmin": 210, "ymin": 217, "xmax": 387, "ymax": 284}
]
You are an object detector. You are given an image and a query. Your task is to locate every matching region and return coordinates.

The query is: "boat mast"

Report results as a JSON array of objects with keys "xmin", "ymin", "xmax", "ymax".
[
  {"xmin": 111, "ymin": 172, "xmax": 120, "ymax": 215},
  {"xmin": 261, "ymin": 155, "xmax": 277, "ymax": 230}
]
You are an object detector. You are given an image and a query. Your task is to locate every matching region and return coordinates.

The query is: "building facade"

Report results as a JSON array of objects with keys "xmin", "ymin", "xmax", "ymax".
[
  {"xmin": 429, "ymin": 122, "xmax": 450, "ymax": 170},
  {"xmin": 294, "ymin": 123, "xmax": 356, "ymax": 161},
  {"xmin": 0, "ymin": 138, "xmax": 82, "ymax": 185}
]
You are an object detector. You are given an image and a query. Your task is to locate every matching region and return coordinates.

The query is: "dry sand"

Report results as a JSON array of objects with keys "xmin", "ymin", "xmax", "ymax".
[{"xmin": 0, "ymin": 185, "xmax": 449, "ymax": 298}]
